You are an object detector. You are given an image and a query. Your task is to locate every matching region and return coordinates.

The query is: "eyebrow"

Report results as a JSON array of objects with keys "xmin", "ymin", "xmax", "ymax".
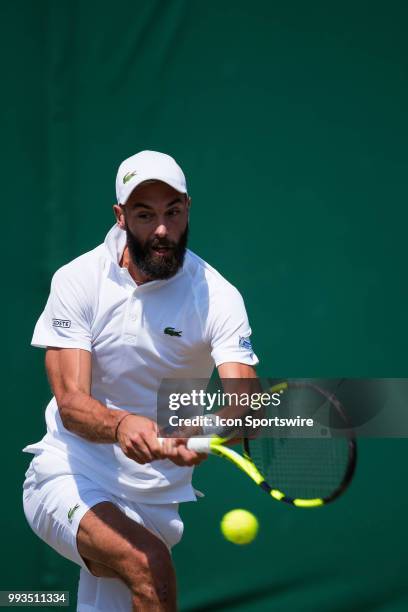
[{"xmin": 127, "ymin": 197, "xmax": 184, "ymax": 210}]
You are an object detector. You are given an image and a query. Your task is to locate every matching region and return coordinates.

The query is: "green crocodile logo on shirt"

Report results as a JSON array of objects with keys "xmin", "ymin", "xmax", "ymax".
[
  {"xmin": 123, "ymin": 171, "xmax": 137, "ymax": 184},
  {"xmin": 164, "ymin": 326, "xmax": 182, "ymax": 337},
  {"xmin": 68, "ymin": 503, "xmax": 80, "ymax": 524}
]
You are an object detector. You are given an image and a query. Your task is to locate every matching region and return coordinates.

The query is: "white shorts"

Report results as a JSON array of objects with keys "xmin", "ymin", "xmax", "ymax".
[{"xmin": 22, "ymin": 461, "xmax": 184, "ymax": 612}]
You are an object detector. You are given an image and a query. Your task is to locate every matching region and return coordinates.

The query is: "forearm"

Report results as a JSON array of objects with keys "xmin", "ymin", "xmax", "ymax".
[
  {"xmin": 207, "ymin": 363, "xmax": 261, "ymax": 440},
  {"xmin": 58, "ymin": 390, "xmax": 128, "ymax": 443}
]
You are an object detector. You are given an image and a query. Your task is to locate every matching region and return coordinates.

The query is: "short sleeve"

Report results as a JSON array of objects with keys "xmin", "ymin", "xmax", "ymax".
[
  {"xmin": 31, "ymin": 268, "xmax": 93, "ymax": 352},
  {"xmin": 208, "ymin": 286, "xmax": 259, "ymax": 368}
]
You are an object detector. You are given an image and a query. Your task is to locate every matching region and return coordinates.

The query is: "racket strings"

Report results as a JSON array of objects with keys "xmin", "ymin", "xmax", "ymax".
[
  {"xmin": 244, "ymin": 383, "xmax": 354, "ymax": 500},
  {"xmin": 249, "ymin": 437, "xmax": 350, "ymax": 500}
]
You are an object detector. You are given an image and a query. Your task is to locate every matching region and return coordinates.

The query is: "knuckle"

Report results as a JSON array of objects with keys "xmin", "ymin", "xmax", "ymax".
[{"xmin": 124, "ymin": 445, "xmax": 134, "ymax": 457}]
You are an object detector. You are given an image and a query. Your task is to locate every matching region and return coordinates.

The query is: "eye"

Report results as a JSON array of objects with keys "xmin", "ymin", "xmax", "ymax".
[
  {"xmin": 136, "ymin": 212, "xmax": 154, "ymax": 221},
  {"xmin": 167, "ymin": 208, "xmax": 181, "ymax": 217}
]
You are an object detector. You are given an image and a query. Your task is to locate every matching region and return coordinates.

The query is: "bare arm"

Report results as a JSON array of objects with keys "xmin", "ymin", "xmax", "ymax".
[
  {"xmin": 46, "ymin": 347, "xmax": 163, "ymax": 463},
  {"xmin": 216, "ymin": 362, "xmax": 260, "ymax": 442},
  {"xmin": 217, "ymin": 362, "xmax": 258, "ymax": 380},
  {"xmin": 45, "ymin": 347, "xmax": 123, "ymax": 442},
  {"xmin": 45, "ymin": 347, "xmax": 203, "ymax": 465},
  {"xmin": 218, "ymin": 362, "xmax": 260, "ymax": 419}
]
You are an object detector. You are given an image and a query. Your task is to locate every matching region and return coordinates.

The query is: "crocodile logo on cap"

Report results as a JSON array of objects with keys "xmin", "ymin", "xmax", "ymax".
[{"xmin": 123, "ymin": 171, "xmax": 137, "ymax": 184}]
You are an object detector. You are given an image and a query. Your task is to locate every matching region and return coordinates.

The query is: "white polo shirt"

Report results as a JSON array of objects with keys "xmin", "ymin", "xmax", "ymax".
[{"xmin": 24, "ymin": 224, "xmax": 258, "ymax": 503}]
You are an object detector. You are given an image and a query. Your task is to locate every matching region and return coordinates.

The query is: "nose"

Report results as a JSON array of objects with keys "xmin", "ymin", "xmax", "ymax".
[{"xmin": 154, "ymin": 223, "xmax": 168, "ymax": 239}]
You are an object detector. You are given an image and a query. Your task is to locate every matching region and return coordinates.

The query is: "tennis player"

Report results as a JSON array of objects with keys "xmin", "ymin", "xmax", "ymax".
[{"xmin": 22, "ymin": 150, "xmax": 258, "ymax": 612}]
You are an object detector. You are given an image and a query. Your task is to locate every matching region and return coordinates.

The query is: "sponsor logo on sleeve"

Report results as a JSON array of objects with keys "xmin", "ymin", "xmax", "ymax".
[
  {"xmin": 52, "ymin": 319, "xmax": 71, "ymax": 329},
  {"xmin": 239, "ymin": 335, "xmax": 253, "ymax": 357}
]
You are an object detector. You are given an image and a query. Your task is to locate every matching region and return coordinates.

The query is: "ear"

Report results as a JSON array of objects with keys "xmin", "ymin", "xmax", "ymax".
[
  {"xmin": 186, "ymin": 195, "xmax": 192, "ymax": 209},
  {"xmin": 113, "ymin": 204, "xmax": 126, "ymax": 229}
]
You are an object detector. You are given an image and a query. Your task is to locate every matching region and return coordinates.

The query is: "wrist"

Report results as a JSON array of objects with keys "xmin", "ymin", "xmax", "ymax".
[{"xmin": 114, "ymin": 412, "xmax": 133, "ymax": 441}]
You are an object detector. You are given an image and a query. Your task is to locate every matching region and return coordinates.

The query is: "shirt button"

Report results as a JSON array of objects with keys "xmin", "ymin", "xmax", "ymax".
[{"xmin": 130, "ymin": 313, "xmax": 137, "ymax": 321}]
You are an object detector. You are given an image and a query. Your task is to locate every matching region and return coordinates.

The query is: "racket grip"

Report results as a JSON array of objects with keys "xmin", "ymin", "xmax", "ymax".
[
  {"xmin": 186, "ymin": 437, "xmax": 212, "ymax": 453},
  {"xmin": 157, "ymin": 437, "xmax": 212, "ymax": 454}
]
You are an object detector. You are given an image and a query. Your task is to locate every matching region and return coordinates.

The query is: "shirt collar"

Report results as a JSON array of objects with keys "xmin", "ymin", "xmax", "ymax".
[{"xmin": 104, "ymin": 224, "xmax": 127, "ymax": 265}]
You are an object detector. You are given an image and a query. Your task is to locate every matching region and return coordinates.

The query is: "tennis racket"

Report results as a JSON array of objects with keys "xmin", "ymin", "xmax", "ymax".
[{"xmin": 163, "ymin": 381, "xmax": 357, "ymax": 508}]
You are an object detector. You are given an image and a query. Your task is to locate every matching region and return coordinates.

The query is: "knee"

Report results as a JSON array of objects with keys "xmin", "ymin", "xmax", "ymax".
[
  {"xmin": 130, "ymin": 537, "xmax": 173, "ymax": 582},
  {"xmin": 122, "ymin": 538, "xmax": 175, "ymax": 599}
]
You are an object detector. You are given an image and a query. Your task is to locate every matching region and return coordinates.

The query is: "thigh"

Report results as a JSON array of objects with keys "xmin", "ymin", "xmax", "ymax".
[
  {"xmin": 77, "ymin": 501, "xmax": 172, "ymax": 577},
  {"xmin": 77, "ymin": 501, "xmax": 177, "ymax": 609}
]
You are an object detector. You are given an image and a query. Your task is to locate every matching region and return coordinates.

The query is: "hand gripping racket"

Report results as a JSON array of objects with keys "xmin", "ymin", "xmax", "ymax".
[{"xmin": 168, "ymin": 381, "xmax": 357, "ymax": 508}]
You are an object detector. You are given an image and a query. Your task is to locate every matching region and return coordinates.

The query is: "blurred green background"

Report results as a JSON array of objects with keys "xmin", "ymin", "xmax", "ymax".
[{"xmin": 3, "ymin": 0, "xmax": 408, "ymax": 610}]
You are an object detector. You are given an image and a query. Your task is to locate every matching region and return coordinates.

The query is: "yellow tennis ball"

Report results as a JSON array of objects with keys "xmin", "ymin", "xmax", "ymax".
[{"xmin": 220, "ymin": 509, "xmax": 259, "ymax": 545}]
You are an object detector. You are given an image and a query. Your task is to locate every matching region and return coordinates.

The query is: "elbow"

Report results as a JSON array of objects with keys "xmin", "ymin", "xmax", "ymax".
[{"xmin": 57, "ymin": 391, "xmax": 77, "ymax": 430}]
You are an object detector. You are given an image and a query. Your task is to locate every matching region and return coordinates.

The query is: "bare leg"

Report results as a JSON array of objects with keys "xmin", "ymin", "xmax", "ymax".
[{"xmin": 77, "ymin": 502, "xmax": 177, "ymax": 611}]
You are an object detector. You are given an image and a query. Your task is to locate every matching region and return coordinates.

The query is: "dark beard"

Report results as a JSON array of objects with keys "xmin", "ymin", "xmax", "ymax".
[{"xmin": 125, "ymin": 222, "xmax": 189, "ymax": 280}]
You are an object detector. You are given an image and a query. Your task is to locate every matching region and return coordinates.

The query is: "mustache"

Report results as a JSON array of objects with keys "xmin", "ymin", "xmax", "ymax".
[{"xmin": 149, "ymin": 239, "xmax": 176, "ymax": 249}]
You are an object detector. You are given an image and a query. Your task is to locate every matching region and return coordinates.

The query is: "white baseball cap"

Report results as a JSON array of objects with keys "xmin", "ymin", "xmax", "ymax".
[{"xmin": 115, "ymin": 150, "xmax": 188, "ymax": 205}]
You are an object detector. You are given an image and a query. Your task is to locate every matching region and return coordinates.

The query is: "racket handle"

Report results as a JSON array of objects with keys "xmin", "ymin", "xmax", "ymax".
[
  {"xmin": 186, "ymin": 437, "xmax": 212, "ymax": 453},
  {"xmin": 157, "ymin": 437, "xmax": 212, "ymax": 454}
]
